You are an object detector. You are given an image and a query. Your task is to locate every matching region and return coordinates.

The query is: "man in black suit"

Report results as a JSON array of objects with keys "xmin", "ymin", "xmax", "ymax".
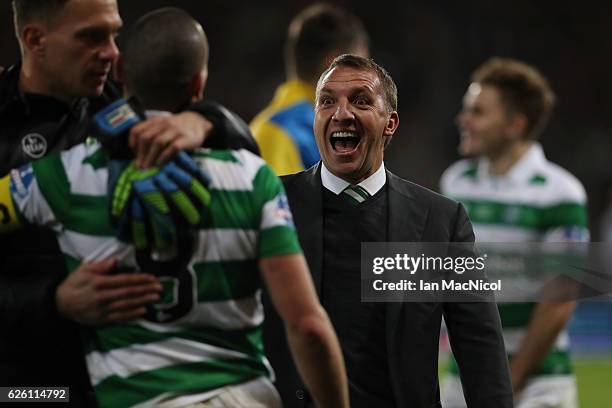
[{"xmin": 263, "ymin": 54, "xmax": 513, "ymax": 407}]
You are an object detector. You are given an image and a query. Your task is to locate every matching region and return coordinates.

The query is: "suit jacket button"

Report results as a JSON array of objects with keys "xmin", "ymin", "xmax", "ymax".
[{"xmin": 296, "ymin": 389, "xmax": 305, "ymax": 399}]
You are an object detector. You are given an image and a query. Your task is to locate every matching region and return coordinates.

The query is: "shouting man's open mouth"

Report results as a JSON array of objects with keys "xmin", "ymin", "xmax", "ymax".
[{"xmin": 330, "ymin": 130, "xmax": 361, "ymax": 154}]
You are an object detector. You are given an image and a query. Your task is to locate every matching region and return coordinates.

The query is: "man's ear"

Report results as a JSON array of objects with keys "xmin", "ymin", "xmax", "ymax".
[
  {"xmin": 383, "ymin": 111, "xmax": 399, "ymax": 148},
  {"xmin": 22, "ymin": 24, "xmax": 46, "ymax": 56},
  {"xmin": 189, "ymin": 69, "xmax": 208, "ymax": 102},
  {"xmin": 506, "ymin": 112, "xmax": 527, "ymax": 140},
  {"xmin": 384, "ymin": 111, "xmax": 400, "ymax": 136}
]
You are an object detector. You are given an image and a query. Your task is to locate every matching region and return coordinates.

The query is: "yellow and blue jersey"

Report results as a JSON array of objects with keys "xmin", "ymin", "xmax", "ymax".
[{"xmin": 250, "ymin": 80, "xmax": 320, "ymax": 175}]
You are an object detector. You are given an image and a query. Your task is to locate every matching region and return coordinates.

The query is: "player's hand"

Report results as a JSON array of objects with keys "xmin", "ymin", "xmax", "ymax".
[
  {"xmin": 129, "ymin": 112, "xmax": 213, "ymax": 169},
  {"xmin": 110, "ymin": 152, "xmax": 211, "ymax": 251},
  {"xmin": 55, "ymin": 258, "xmax": 162, "ymax": 325}
]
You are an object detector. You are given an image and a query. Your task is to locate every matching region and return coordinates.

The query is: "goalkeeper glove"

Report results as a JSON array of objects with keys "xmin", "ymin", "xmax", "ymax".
[{"xmin": 109, "ymin": 152, "xmax": 212, "ymax": 252}]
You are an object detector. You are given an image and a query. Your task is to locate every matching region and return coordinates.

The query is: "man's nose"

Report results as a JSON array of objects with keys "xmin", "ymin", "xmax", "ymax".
[
  {"xmin": 99, "ymin": 37, "xmax": 120, "ymax": 62},
  {"xmin": 332, "ymin": 101, "xmax": 355, "ymax": 122}
]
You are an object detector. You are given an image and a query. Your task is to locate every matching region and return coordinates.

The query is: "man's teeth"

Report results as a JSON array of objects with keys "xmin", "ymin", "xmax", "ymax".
[
  {"xmin": 331, "ymin": 131, "xmax": 358, "ymax": 138},
  {"xmin": 330, "ymin": 131, "xmax": 360, "ymax": 152}
]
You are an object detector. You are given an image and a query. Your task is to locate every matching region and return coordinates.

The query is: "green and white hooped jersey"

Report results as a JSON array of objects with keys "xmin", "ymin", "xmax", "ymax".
[
  {"xmin": 9, "ymin": 142, "xmax": 301, "ymax": 408},
  {"xmin": 440, "ymin": 143, "xmax": 589, "ymax": 378}
]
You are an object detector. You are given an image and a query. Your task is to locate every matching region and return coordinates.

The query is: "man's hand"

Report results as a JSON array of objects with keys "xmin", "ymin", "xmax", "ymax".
[
  {"xmin": 55, "ymin": 258, "xmax": 162, "ymax": 326},
  {"xmin": 129, "ymin": 112, "xmax": 213, "ymax": 168}
]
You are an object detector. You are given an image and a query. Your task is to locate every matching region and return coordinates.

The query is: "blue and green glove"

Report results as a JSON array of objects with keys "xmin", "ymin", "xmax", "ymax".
[
  {"xmin": 110, "ymin": 152, "xmax": 212, "ymax": 252},
  {"xmin": 92, "ymin": 98, "xmax": 212, "ymax": 254}
]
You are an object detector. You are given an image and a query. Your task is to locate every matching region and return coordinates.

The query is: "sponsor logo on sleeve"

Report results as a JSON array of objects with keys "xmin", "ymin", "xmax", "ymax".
[{"xmin": 273, "ymin": 193, "xmax": 295, "ymax": 228}]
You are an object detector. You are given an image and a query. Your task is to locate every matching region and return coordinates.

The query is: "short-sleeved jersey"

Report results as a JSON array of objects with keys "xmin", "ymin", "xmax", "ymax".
[
  {"xmin": 440, "ymin": 143, "xmax": 589, "ymax": 378},
  {"xmin": 5, "ymin": 141, "xmax": 301, "ymax": 408},
  {"xmin": 250, "ymin": 80, "xmax": 320, "ymax": 175}
]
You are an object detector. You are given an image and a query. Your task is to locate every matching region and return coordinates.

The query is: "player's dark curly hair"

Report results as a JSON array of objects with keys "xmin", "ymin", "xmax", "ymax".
[{"xmin": 471, "ymin": 57, "xmax": 556, "ymax": 140}]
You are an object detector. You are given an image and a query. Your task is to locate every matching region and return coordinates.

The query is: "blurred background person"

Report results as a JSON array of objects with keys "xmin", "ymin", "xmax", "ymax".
[
  {"xmin": 440, "ymin": 57, "xmax": 588, "ymax": 408},
  {"xmin": 250, "ymin": 3, "xmax": 369, "ymax": 175}
]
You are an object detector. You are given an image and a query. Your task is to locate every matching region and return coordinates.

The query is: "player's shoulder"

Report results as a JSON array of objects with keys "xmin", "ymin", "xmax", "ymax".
[
  {"xmin": 532, "ymin": 157, "xmax": 586, "ymax": 204},
  {"xmin": 63, "ymin": 138, "xmax": 100, "ymax": 157},
  {"xmin": 231, "ymin": 148, "xmax": 268, "ymax": 170},
  {"xmin": 252, "ymin": 101, "xmax": 310, "ymax": 142},
  {"xmin": 56, "ymin": 139, "xmax": 102, "ymax": 170},
  {"xmin": 440, "ymin": 158, "xmax": 478, "ymax": 192},
  {"xmin": 441, "ymin": 158, "xmax": 478, "ymax": 180},
  {"xmin": 193, "ymin": 148, "xmax": 263, "ymax": 166},
  {"xmin": 193, "ymin": 148, "xmax": 273, "ymax": 190},
  {"xmin": 250, "ymin": 98, "xmax": 287, "ymax": 138}
]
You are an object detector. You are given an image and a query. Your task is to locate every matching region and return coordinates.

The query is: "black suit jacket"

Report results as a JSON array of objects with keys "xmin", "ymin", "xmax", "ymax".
[{"xmin": 263, "ymin": 163, "xmax": 512, "ymax": 408}]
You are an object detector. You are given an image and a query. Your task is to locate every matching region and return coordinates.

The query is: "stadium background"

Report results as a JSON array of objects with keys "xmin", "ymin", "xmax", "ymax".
[{"xmin": 1, "ymin": 1, "xmax": 610, "ymax": 406}]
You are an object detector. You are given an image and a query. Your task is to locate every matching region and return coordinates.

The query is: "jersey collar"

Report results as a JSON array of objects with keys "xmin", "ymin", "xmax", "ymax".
[{"xmin": 478, "ymin": 142, "xmax": 546, "ymax": 184}]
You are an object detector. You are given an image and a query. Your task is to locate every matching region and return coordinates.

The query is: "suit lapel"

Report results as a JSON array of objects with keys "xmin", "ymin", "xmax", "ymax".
[
  {"xmin": 284, "ymin": 164, "xmax": 324, "ymax": 296},
  {"xmin": 386, "ymin": 170, "xmax": 428, "ymax": 242}
]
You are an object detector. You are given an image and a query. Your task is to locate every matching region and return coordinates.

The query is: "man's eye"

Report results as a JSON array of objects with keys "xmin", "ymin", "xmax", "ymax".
[
  {"xmin": 78, "ymin": 29, "xmax": 111, "ymax": 45},
  {"xmin": 319, "ymin": 97, "xmax": 333, "ymax": 106},
  {"xmin": 354, "ymin": 97, "xmax": 368, "ymax": 105}
]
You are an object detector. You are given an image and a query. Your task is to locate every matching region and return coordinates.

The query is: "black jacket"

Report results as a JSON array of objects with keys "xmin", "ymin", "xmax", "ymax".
[
  {"xmin": 263, "ymin": 163, "xmax": 513, "ymax": 407},
  {"xmin": 0, "ymin": 64, "xmax": 258, "ymax": 407},
  {"xmin": 0, "ymin": 64, "xmax": 120, "ymax": 407}
]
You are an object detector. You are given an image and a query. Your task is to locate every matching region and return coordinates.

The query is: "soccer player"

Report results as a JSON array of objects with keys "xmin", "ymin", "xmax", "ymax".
[
  {"xmin": 440, "ymin": 57, "xmax": 589, "ymax": 408},
  {"xmin": 1, "ymin": 1, "xmax": 256, "ymax": 401},
  {"xmin": 250, "ymin": 3, "xmax": 369, "ymax": 175},
  {"xmin": 0, "ymin": 8, "xmax": 348, "ymax": 408}
]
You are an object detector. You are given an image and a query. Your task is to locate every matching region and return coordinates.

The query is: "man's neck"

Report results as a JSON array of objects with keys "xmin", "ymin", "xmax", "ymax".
[
  {"xmin": 487, "ymin": 140, "xmax": 532, "ymax": 176},
  {"xmin": 19, "ymin": 61, "xmax": 75, "ymax": 105}
]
